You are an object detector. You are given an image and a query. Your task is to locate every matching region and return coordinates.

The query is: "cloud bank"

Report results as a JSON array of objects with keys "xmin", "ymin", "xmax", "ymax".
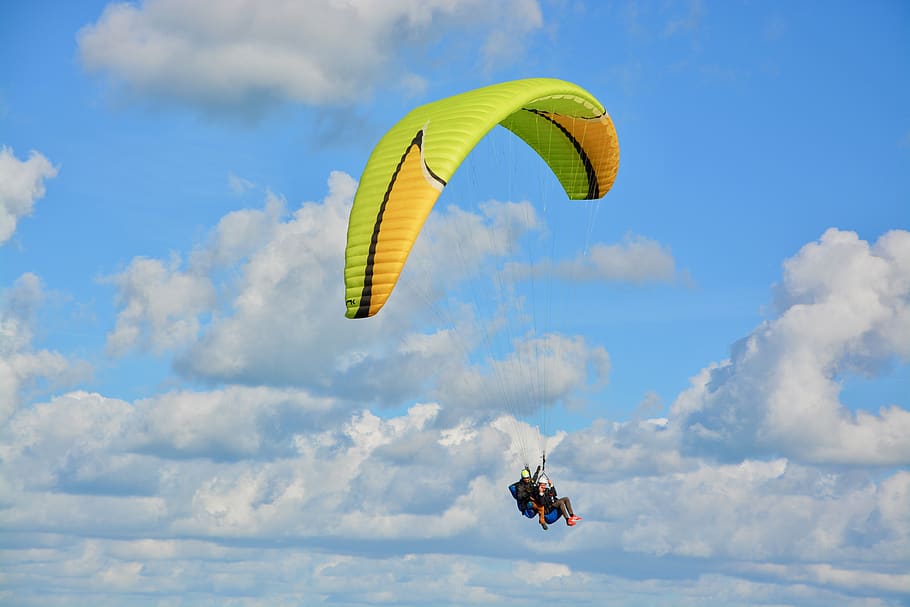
[
  {"xmin": 77, "ymin": 0, "xmax": 544, "ymax": 117},
  {"xmin": 3, "ymin": 387, "xmax": 907, "ymax": 606},
  {"xmin": 4, "ymin": 173, "xmax": 907, "ymax": 605}
]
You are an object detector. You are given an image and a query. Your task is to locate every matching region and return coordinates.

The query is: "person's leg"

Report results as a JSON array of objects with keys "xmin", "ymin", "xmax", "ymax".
[{"xmin": 566, "ymin": 497, "xmax": 581, "ymax": 520}]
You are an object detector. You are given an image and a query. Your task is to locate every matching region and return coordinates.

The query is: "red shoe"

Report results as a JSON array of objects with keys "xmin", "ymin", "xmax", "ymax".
[
  {"xmin": 566, "ymin": 518, "xmax": 577, "ymax": 526},
  {"xmin": 570, "ymin": 515, "xmax": 582, "ymax": 521}
]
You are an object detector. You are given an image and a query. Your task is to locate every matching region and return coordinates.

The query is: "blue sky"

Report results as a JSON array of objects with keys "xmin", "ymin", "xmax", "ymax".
[{"xmin": 2, "ymin": 1, "xmax": 909, "ymax": 606}]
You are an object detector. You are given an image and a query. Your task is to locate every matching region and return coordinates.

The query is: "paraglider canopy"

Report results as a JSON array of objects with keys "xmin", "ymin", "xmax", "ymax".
[{"xmin": 344, "ymin": 78, "xmax": 620, "ymax": 319}]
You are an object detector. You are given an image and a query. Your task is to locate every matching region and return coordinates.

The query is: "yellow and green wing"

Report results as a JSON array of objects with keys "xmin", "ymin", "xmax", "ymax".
[{"xmin": 344, "ymin": 78, "xmax": 620, "ymax": 319}]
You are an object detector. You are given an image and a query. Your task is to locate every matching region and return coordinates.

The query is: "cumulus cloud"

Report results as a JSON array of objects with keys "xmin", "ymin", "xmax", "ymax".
[
  {"xmin": 0, "ymin": 388, "xmax": 507, "ymax": 543},
  {"xmin": 169, "ymin": 179, "xmax": 468, "ymax": 388},
  {"xmin": 189, "ymin": 190, "xmax": 286, "ymax": 271},
  {"xmin": 509, "ymin": 234, "xmax": 686, "ymax": 284},
  {"xmin": 0, "ymin": 274, "xmax": 90, "ymax": 423},
  {"xmin": 0, "ymin": 146, "xmax": 58, "ymax": 245},
  {"xmin": 125, "ymin": 385, "xmax": 344, "ymax": 461},
  {"xmin": 160, "ymin": 178, "xmax": 624, "ymax": 426},
  {"xmin": 416, "ymin": 199, "xmax": 542, "ymax": 285},
  {"xmin": 174, "ymin": 171, "xmax": 363, "ymax": 387},
  {"xmin": 96, "ymin": 170, "xmax": 680, "ymax": 426},
  {"xmin": 1, "ymin": 385, "xmax": 907, "ymax": 606},
  {"xmin": 4, "ymin": 544, "xmax": 904, "ymax": 607},
  {"xmin": 71, "ymin": 180, "xmax": 908, "ymax": 604},
  {"xmin": 104, "ymin": 254, "xmax": 217, "ymax": 356},
  {"xmin": 435, "ymin": 333, "xmax": 611, "ymax": 418},
  {"xmin": 77, "ymin": 0, "xmax": 544, "ymax": 117},
  {"xmin": 557, "ymin": 417, "xmax": 684, "ymax": 480},
  {"xmin": 104, "ymin": 192, "xmax": 291, "ymax": 357},
  {"xmin": 672, "ymin": 229, "xmax": 910, "ymax": 466}
]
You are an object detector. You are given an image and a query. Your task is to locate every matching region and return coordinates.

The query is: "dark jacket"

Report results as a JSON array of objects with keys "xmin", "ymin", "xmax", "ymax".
[
  {"xmin": 532, "ymin": 485, "xmax": 558, "ymax": 512},
  {"xmin": 508, "ymin": 467, "xmax": 542, "ymax": 517},
  {"xmin": 513, "ymin": 479, "xmax": 535, "ymax": 505}
]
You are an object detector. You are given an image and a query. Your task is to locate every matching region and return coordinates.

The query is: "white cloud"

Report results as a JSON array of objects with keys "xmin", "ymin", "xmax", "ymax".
[
  {"xmin": 189, "ymin": 190, "xmax": 286, "ymax": 271},
  {"xmin": 105, "ymin": 254, "xmax": 217, "ymax": 356},
  {"xmin": 165, "ymin": 180, "xmax": 618, "ymax": 424},
  {"xmin": 125, "ymin": 385, "xmax": 344, "ymax": 461},
  {"xmin": 416, "ymin": 199, "xmax": 542, "ymax": 285},
  {"xmin": 479, "ymin": 0, "xmax": 543, "ymax": 71},
  {"xmin": 1, "ymin": 388, "xmax": 506, "ymax": 542},
  {"xmin": 510, "ymin": 234, "xmax": 684, "ymax": 284},
  {"xmin": 93, "ymin": 170, "xmax": 679, "ymax": 433},
  {"xmin": 2, "ymin": 384, "xmax": 907, "ymax": 606},
  {"xmin": 174, "ymin": 171, "xmax": 364, "ymax": 387},
  {"xmin": 3, "ymin": 544, "xmax": 904, "ymax": 607},
  {"xmin": 60, "ymin": 180, "xmax": 907, "ymax": 604},
  {"xmin": 671, "ymin": 228, "xmax": 910, "ymax": 466},
  {"xmin": 77, "ymin": 0, "xmax": 545, "ymax": 117},
  {"xmin": 104, "ymin": 194, "xmax": 290, "ymax": 358},
  {"xmin": 227, "ymin": 172, "xmax": 256, "ymax": 196},
  {"xmin": 0, "ymin": 146, "xmax": 58, "ymax": 245},
  {"xmin": 0, "ymin": 274, "xmax": 90, "ymax": 424},
  {"xmin": 555, "ymin": 458, "xmax": 910, "ymax": 599},
  {"xmin": 770, "ymin": 563, "xmax": 910, "ymax": 595},
  {"xmin": 557, "ymin": 417, "xmax": 684, "ymax": 480},
  {"xmin": 434, "ymin": 333, "xmax": 611, "ymax": 418}
]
